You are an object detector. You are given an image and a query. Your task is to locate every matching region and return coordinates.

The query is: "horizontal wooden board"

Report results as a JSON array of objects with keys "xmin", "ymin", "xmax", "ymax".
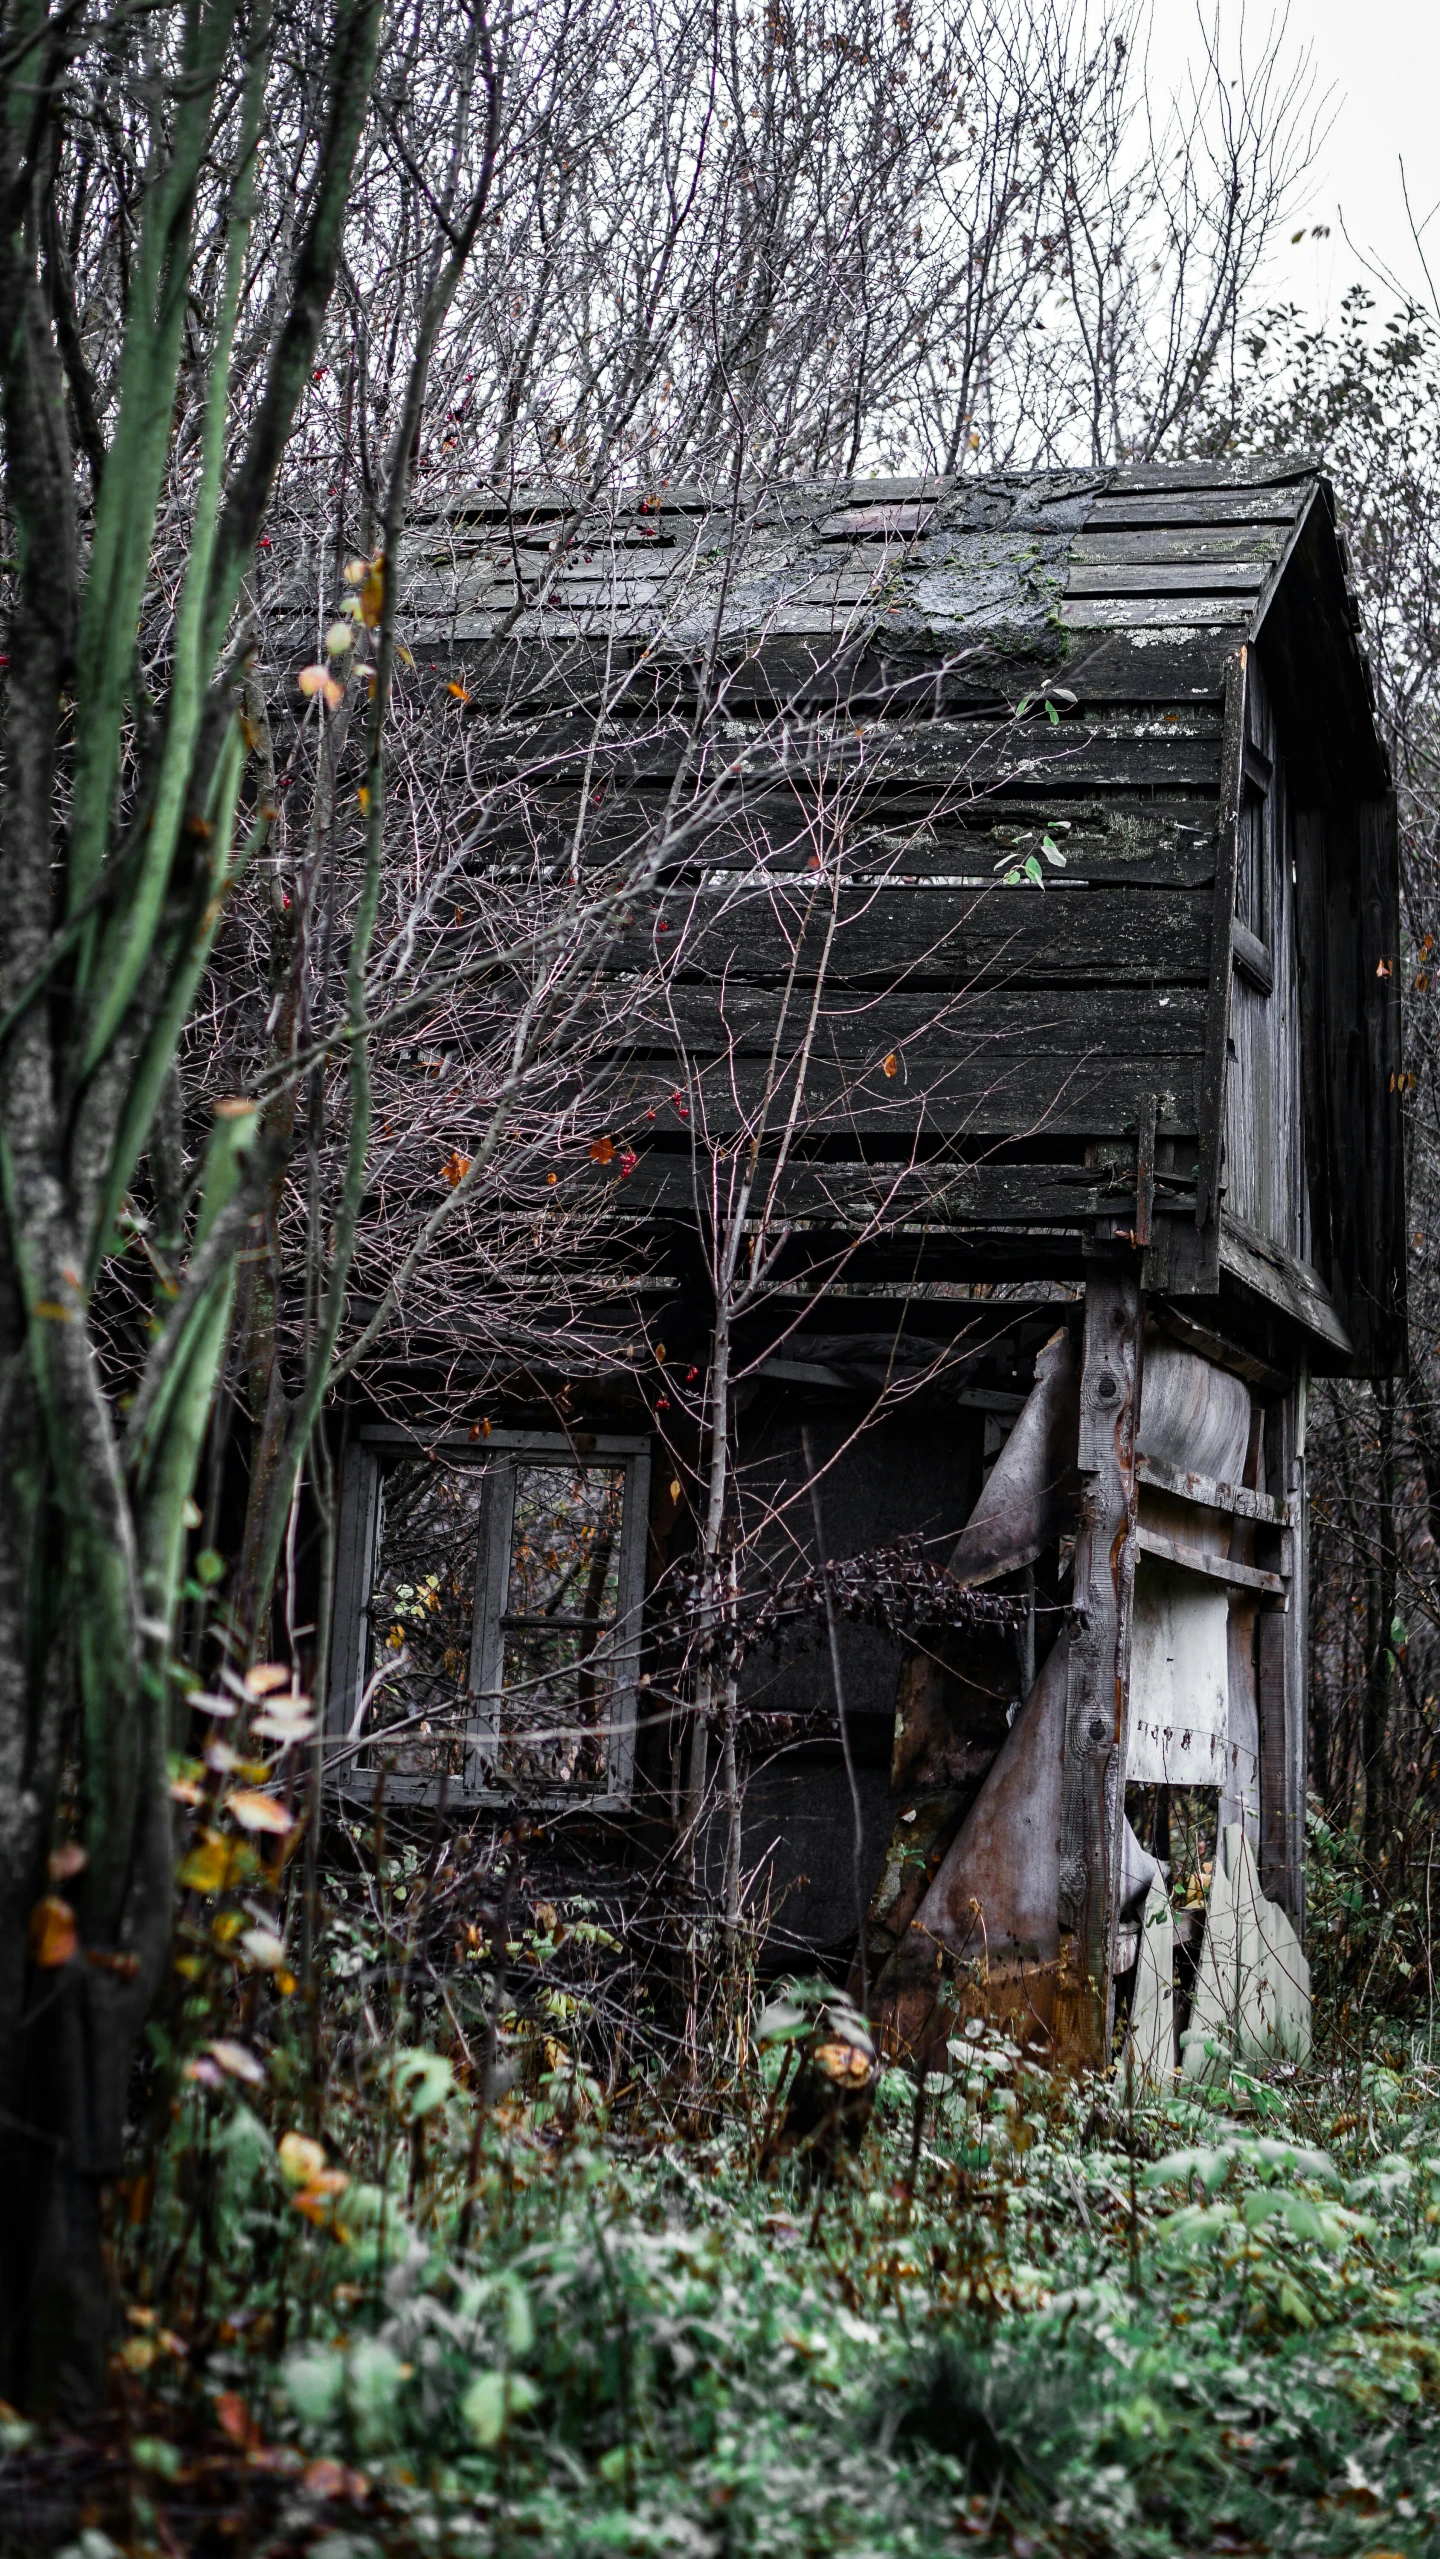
[
  {"xmin": 641, "ymin": 983, "xmax": 1209, "ymax": 1057},
  {"xmin": 594, "ymin": 1044, "xmax": 1204, "ymax": 1137},
  {"xmin": 1070, "ymin": 528, "xmax": 1288, "ymax": 566},
  {"xmin": 507, "ymin": 791, "xmax": 1222, "ymax": 889},
  {"xmin": 1061, "ymin": 595, "xmax": 1252, "ymax": 630},
  {"xmin": 609, "ymin": 880, "xmax": 1214, "ymax": 987},
  {"xmin": 1065, "ymin": 562, "xmax": 1269, "ymax": 597},
  {"xmin": 525, "ymin": 719, "xmax": 1226, "ymax": 796},
  {"xmin": 607, "ymin": 1152, "xmax": 1199, "ymax": 1225},
  {"xmin": 1082, "ymin": 490, "xmax": 1304, "ymax": 530}
]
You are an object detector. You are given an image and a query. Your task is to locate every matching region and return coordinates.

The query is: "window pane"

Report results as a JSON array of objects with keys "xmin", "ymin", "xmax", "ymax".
[
  {"xmin": 366, "ymin": 1455, "xmax": 484, "ymax": 1778},
  {"xmin": 506, "ymin": 1464, "xmax": 624, "ymax": 1623},
  {"xmin": 496, "ymin": 1633, "xmax": 614, "ymax": 1789}
]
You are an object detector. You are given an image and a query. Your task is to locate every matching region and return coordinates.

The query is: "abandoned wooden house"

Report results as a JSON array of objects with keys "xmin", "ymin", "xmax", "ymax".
[{"xmin": 322, "ymin": 453, "xmax": 1403, "ymax": 2076}]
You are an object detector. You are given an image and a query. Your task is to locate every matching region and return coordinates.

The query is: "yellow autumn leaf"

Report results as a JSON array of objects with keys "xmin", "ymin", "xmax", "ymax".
[
  {"xmin": 881, "ymin": 1051, "xmax": 899, "ymax": 1078},
  {"xmin": 178, "ymin": 1836, "xmax": 232, "ymax": 1894},
  {"xmin": 244, "ymin": 1663, "xmax": 291, "ymax": 1697},
  {"xmin": 278, "ymin": 2131, "xmax": 328, "ymax": 2186},
  {"xmin": 360, "ymin": 559, "xmax": 385, "ymax": 629}
]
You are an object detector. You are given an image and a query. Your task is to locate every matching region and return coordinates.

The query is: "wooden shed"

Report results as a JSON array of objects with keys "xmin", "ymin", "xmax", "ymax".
[{"xmin": 326, "ymin": 454, "xmax": 1404, "ymax": 2075}]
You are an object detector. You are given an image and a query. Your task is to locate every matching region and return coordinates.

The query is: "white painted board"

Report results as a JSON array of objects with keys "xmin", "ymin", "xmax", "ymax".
[{"xmin": 1126, "ymin": 1561, "xmax": 1231, "ymax": 1788}]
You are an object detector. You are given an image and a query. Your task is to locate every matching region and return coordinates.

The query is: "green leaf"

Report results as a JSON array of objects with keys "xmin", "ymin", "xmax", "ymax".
[
  {"xmin": 392, "ymin": 2048, "xmax": 455, "ymax": 2117},
  {"xmin": 503, "ymin": 2279, "xmax": 535, "ymax": 2360},
  {"xmin": 1041, "ymin": 834, "xmax": 1068, "ymax": 867},
  {"xmin": 1022, "ymin": 853, "xmax": 1044, "ymax": 885},
  {"xmin": 461, "ymin": 2370, "xmax": 540, "ymax": 2448},
  {"xmin": 130, "ymin": 2437, "xmax": 183, "ymax": 2480},
  {"xmin": 755, "ymin": 2001, "xmax": 809, "ymax": 2047},
  {"xmin": 194, "ymin": 1548, "xmax": 227, "ymax": 1586},
  {"xmin": 346, "ymin": 2339, "xmax": 408, "ymax": 2449},
  {"xmin": 285, "ymin": 2347, "xmax": 345, "ymax": 2427}
]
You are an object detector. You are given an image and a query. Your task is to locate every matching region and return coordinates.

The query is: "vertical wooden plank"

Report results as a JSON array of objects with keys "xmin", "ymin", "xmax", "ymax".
[
  {"xmin": 1197, "ymin": 645, "xmax": 1248, "ymax": 1238},
  {"xmin": 1053, "ymin": 1267, "xmax": 1144, "ymax": 2069},
  {"xmin": 1257, "ymin": 1380, "xmax": 1307, "ymax": 1925},
  {"xmin": 466, "ymin": 1459, "xmax": 516, "ymax": 1789},
  {"xmin": 327, "ymin": 1436, "xmax": 379, "ymax": 1779},
  {"xmin": 605, "ymin": 1443, "xmax": 652, "ymax": 1802},
  {"xmin": 1134, "ymin": 1090, "xmax": 1157, "ymax": 1249}
]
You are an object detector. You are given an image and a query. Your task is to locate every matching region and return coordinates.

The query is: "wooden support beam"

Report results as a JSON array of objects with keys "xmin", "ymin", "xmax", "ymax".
[
  {"xmin": 1258, "ymin": 1377, "xmax": 1308, "ymax": 1927},
  {"xmin": 1053, "ymin": 1267, "xmax": 1144, "ymax": 2069}
]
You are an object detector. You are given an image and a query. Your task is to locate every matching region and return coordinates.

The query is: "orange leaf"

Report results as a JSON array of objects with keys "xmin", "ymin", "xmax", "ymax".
[
  {"xmin": 225, "ymin": 1790, "xmax": 292, "ymax": 1835},
  {"xmin": 297, "ymin": 665, "xmax": 344, "ymax": 710},
  {"xmin": 590, "ymin": 1136, "xmax": 615, "ymax": 1164},
  {"xmin": 440, "ymin": 1149, "xmax": 472, "ymax": 1189},
  {"xmin": 882, "ymin": 1052, "xmax": 899, "ymax": 1078},
  {"xmin": 447, "ymin": 681, "xmax": 472, "ymax": 704},
  {"xmin": 303, "ymin": 2458, "xmax": 348, "ymax": 2499},
  {"xmin": 215, "ymin": 2391, "xmax": 252, "ymax": 2447},
  {"xmin": 29, "ymin": 1895, "xmax": 77, "ymax": 1968}
]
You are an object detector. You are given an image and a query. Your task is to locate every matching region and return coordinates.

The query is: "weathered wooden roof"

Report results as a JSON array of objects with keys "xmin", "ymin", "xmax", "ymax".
[{"xmin": 387, "ymin": 453, "xmax": 1383, "ymax": 800}]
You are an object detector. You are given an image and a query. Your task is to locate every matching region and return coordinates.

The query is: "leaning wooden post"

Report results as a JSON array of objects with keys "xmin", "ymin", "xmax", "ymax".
[{"xmin": 1053, "ymin": 1266, "xmax": 1144, "ymax": 2070}]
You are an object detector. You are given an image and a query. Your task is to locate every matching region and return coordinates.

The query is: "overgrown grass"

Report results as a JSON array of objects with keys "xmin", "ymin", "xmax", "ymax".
[
  {"xmin": 7, "ymin": 1779, "xmax": 1440, "ymax": 2558},
  {"xmin": 10, "ymin": 1995, "xmax": 1440, "ymax": 2555}
]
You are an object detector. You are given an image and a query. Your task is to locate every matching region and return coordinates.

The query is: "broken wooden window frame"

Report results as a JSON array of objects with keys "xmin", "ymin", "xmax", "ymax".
[{"xmin": 326, "ymin": 1425, "xmax": 651, "ymax": 1809}]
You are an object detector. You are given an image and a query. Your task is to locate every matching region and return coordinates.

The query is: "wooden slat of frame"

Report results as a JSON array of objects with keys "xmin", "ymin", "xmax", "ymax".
[
  {"xmin": 1136, "ymin": 1453, "xmax": 1288, "ymax": 1525},
  {"xmin": 1134, "ymin": 1526, "xmax": 1286, "ymax": 1595}
]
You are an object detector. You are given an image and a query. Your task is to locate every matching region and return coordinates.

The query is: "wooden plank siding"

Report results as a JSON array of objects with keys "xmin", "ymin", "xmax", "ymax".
[{"xmin": 353, "ymin": 455, "xmax": 1400, "ymax": 1368}]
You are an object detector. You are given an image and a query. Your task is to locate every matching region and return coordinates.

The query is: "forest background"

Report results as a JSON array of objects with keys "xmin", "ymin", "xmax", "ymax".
[{"xmin": 2, "ymin": 0, "xmax": 1440, "ymax": 2548}]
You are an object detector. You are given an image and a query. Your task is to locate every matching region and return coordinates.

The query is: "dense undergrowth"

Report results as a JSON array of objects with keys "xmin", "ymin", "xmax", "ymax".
[{"xmin": 6, "ymin": 1786, "xmax": 1440, "ymax": 2557}]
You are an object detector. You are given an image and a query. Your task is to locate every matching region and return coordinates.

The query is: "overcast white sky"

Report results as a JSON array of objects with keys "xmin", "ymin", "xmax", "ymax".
[{"xmin": 1147, "ymin": 3, "xmax": 1440, "ymax": 327}]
